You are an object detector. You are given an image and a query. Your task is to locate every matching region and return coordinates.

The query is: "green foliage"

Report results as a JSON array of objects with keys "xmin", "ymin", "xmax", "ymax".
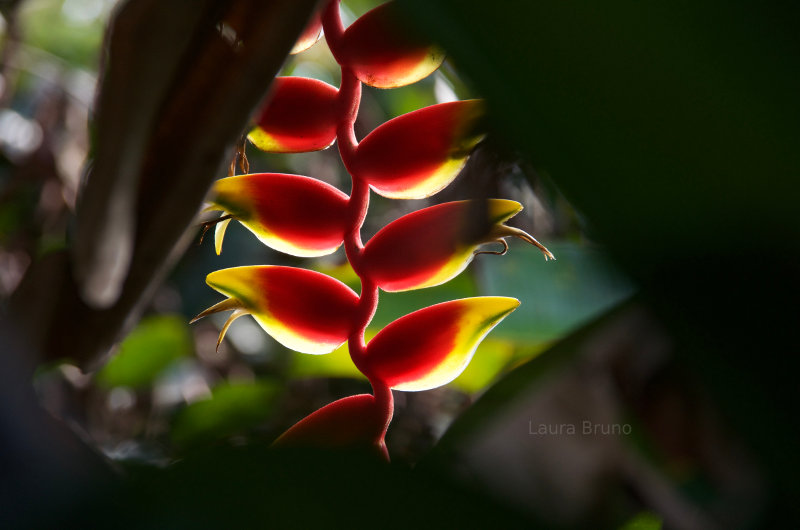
[
  {"xmin": 97, "ymin": 315, "xmax": 192, "ymax": 389},
  {"xmin": 171, "ymin": 381, "xmax": 280, "ymax": 448},
  {"xmin": 619, "ymin": 512, "xmax": 663, "ymax": 530},
  {"xmin": 21, "ymin": 0, "xmax": 107, "ymax": 68},
  {"xmin": 481, "ymin": 241, "xmax": 634, "ymax": 343}
]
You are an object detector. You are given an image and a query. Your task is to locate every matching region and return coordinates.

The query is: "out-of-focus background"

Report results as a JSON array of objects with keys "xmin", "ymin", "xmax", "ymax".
[{"xmin": 1, "ymin": 0, "xmax": 797, "ymax": 528}]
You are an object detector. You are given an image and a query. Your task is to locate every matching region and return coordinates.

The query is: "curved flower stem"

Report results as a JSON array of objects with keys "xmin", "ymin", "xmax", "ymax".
[
  {"xmin": 322, "ymin": 0, "xmax": 346, "ymax": 64},
  {"xmin": 324, "ymin": 0, "xmax": 394, "ymax": 454}
]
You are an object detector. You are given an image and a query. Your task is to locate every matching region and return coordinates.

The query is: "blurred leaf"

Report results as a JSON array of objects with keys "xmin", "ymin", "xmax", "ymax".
[
  {"xmin": 373, "ymin": 268, "xmax": 478, "ymax": 328},
  {"xmin": 478, "ymin": 241, "xmax": 635, "ymax": 343},
  {"xmin": 58, "ymin": 445, "xmax": 533, "ymax": 528},
  {"xmin": 317, "ymin": 258, "xmax": 479, "ymax": 327},
  {"xmin": 370, "ymin": 77, "xmax": 438, "ymax": 117},
  {"xmin": 400, "ymin": 0, "xmax": 800, "ymax": 516},
  {"xmin": 171, "ymin": 381, "xmax": 280, "ymax": 447},
  {"xmin": 289, "ymin": 331, "xmax": 373, "ymax": 381},
  {"xmin": 400, "ymin": 0, "xmax": 800, "ymax": 260},
  {"xmin": 313, "ymin": 259, "xmax": 362, "ymax": 291},
  {"xmin": 427, "ymin": 302, "xmax": 629, "ymax": 458},
  {"xmin": 97, "ymin": 315, "xmax": 191, "ymax": 389},
  {"xmin": 619, "ymin": 512, "xmax": 663, "ymax": 530},
  {"xmin": 22, "ymin": 0, "xmax": 106, "ymax": 68}
]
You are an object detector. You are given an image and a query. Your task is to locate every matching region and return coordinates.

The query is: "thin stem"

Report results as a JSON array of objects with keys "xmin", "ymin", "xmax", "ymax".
[
  {"xmin": 325, "ymin": 0, "xmax": 394, "ymax": 452},
  {"xmin": 336, "ymin": 68, "xmax": 361, "ymax": 172},
  {"xmin": 372, "ymin": 378, "xmax": 394, "ymax": 443},
  {"xmin": 321, "ymin": 0, "xmax": 346, "ymax": 64},
  {"xmin": 490, "ymin": 224, "xmax": 556, "ymax": 261},
  {"xmin": 198, "ymin": 214, "xmax": 233, "ymax": 244}
]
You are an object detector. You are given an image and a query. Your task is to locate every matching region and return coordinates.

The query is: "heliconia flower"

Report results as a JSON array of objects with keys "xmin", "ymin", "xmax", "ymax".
[
  {"xmin": 361, "ymin": 199, "xmax": 555, "ymax": 292},
  {"xmin": 206, "ymin": 173, "xmax": 349, "ymax": 257},
  {"xmin": 273, "ymin": 394, "xmax": 386, "ymax": 454},
  {"xmin": 362, "ymin": 297, "xmax": 519, "ymax": 391},
  {"xmin": 192, "ymin": 266, "xmax": 359, "ymax": 355},
  {"xmin": 338, "ymin": 1, "xmax": 444, "ymax": 88},
  {"xmin": 248, "ymin": 77, "xmax": 339, "ymax": 153},
  {"xmin": 290, "ymin": 10, "xmax": 323, "ymax": 54},
  {"xmin": 352, "ymin": 100, "xmax": 484, "ymax": 199}
]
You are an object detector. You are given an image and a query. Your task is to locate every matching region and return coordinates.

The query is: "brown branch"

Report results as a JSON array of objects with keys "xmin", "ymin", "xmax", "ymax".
[{"xmin": 11, "ymin": 0, "xmax": 321, "ymax": 370}]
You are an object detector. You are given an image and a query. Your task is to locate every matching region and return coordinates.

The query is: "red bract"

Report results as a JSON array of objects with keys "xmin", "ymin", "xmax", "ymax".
[
  {"xmin": 362, "ymin": 199, "xmax": 553, "ymax": 292},
  {"xmin": 195, "ymin": 0, "xmax": 553, "ymax": 457},
  {"xmin": 209, "ymin": 173, "xmax": 349, "ymax": 256},
  {"xmin": 338, "ymin": 1, "xmax": 444, "ymax": 88},
  {"xmin": 352, "ymin": 100, "xmax": 484, "ymax": 198},
  {"xmin": 273, "ymin": 394, "xmax": 386, "ymax": 452},
  {"xmin": 194, "ymin": 266, "xmax": 359, "ymax": 355},
  {"xmin": 363, "ymin": 297, "xmax": 519, "ymax": 391},
  {"xmin": 290, "ymin": 11, "xmax": 323, "ymax": 54},
  {"xmin": 248, "ymin": 77, "xmax": 339, "ymax": 153}
]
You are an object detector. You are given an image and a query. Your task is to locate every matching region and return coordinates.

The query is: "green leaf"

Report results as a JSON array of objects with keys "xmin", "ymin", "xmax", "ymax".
[
  {"xmin": 171, "ymin": 381, "xmax": 280, "ymax": 447},
  {"xmin": 619, "ymin": 512, "xmax": 662, "ymax": 530},
  {"xmin": 289, "ymin": 333, "xmax": 372, "ymax": 381},
  {"xmin": 400, "ymin": 1, "xmax": 800, "ymax": 516},
  {"xmin": 371, "ymin": 268, "xmax": 478, "ymax": 328},
  {"xmin": 477, "ymin": 241, "xmax": 634, "ymax": 343},
  {"xmin": 316, "ymin": 257, "xmax": 479, "ymax": 329},
  {"xmin": 97, "ymin": 315, "xmax": 192, "ymax": 389}
]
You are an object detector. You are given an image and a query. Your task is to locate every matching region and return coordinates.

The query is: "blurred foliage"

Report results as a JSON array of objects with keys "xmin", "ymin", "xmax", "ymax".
[
  {"xmin": 402, "ymin": 0, "xmax": 800, "ymax": 524},
  {"xmin": 620, "ymin": 512, "xmax": 662, "ymax": 530},
  {"xmin": 171, "ymin": 381, "xmax": 280, "ymax": 448},
  {"xmin": 97, "ymin": 314, "xmax": 192, "ymax": 389},
  {"xmin": 479, "ymin": 242, "xmax": 634, "ymax": 343},
  {"xmin": 20, "ymin": 0, "xmax": 110, "ymax": 68}
]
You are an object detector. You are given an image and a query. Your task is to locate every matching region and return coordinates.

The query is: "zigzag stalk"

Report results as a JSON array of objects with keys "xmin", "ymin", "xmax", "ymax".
[{"xmin": 323, "ymin": 0, "xmax": 393, "ymax": 458}]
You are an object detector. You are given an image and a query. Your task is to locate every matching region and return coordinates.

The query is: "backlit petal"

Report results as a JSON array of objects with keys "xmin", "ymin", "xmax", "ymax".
[
  {"xmin": 199, "ymin": 266, "xmax": 359, "ymax": 355},
  {"xmin": 353, "ymin": 100, "xmax": 484, "ymax": 199},
  {"xmin": 290, "ymin": 11, "xmax": 322, "ymax": 54},
  {"xmin": 248, "ymin": 77, "xmax": 339, "ymax": 153},
  {"xmin": 273, "ymin": 394, "xmax": 385, "ymax": 450},
  {"xmin": 364, "ymin": 297, "xmax": 519, "ymax": 391},
  {"xmin": 339, "ymin": 1, "xmax": 444, "ymax": 88},
  {"xmin": 362, "ymin": 199, "xmax": 522, "ymax": 291},
  {"xmin": 209, "ymin": 173, "xmax": 349, "ymax": 257}
]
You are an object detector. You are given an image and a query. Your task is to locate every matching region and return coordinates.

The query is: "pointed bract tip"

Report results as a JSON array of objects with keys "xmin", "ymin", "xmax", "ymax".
[
  {"xmin": 215, "ymin": 217, "xmax": 232, "ymax": 255},
  {"xmin": 216, "ymin": 309, "xmax": 248, "ymax": 351},
  {"xmin": 493, "ymin": 224, "xmax": 554, "ymax": 261},
  {"xmin": 190, "ymin": 297, "xmax": 244, "ymax": 324}
]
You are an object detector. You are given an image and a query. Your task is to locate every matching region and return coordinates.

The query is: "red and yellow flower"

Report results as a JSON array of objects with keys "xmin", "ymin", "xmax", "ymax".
[
  {"xmin": 193, "ymin": 266, "xmax": 359, "ymax": 355},
  {"xmin": 362, "ymin": 199, "xmax": 554, "ymax": 292},
  {"xmin": 352, "ymin": 100, "xmax": 484, "ymax": 199},
  {"xmin": 207, "ymin": 173, "xmax": 349, "ymax": 256},
  {"xmin": 192, "ymin": 0, "xmax": 554, "ymax": 456},
  {"xmin": 248, "ymin": 77, "xmax": 339, "ymax": 153},
  {"xmin": 337, "ymin": 1, "xmax": 444, "ymax": 88},
  {"xmin": 363, "ymin": 297, "xmax": 519, "ymax": 391}
]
